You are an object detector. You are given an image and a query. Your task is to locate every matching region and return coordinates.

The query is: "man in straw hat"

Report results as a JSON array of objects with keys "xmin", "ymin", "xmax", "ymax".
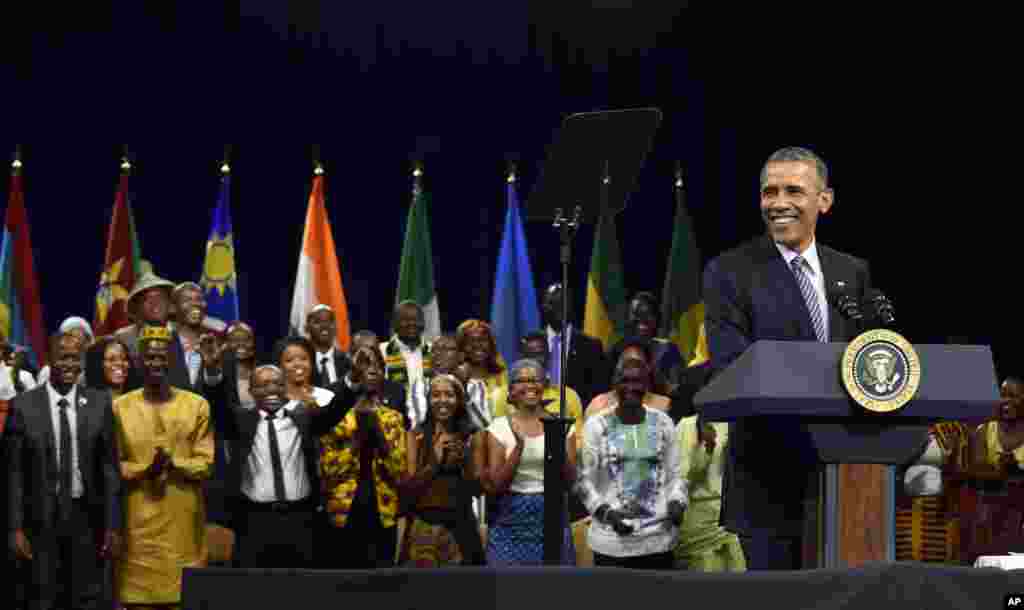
[{"xmin": 114, "ymin": 271, "xmax": 192, "ymax": 391}]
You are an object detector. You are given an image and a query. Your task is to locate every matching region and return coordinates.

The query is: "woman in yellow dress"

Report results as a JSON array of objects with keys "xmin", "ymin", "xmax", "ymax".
[
  {"xmin": 456, "ymin": 320, "xmax": 508, "ymax": 401},
  {"xmin": 113, "ymin": 326, "xmax": 214, "ymax": 610},
  {"xmin": 964, "ymin": 376, "xmax": 1024, "ymax": 556}
]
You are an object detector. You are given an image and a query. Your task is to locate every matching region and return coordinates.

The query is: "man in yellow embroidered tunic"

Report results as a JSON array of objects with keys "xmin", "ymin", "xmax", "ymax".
[{"xmin": 113, "ymin": 326, "xmax": 214, "ymax": 609}]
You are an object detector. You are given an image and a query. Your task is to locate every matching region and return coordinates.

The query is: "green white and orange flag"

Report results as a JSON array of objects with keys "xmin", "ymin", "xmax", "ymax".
[{"xmin": 288, "ymin": 167, "xmax": 351, "ymax": 351}]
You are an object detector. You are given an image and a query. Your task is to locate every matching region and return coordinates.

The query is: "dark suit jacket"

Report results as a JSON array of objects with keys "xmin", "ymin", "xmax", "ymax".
[
  {"xmin": 703, "ymin": 235, "xmax": 872, "ymax": 537},
  {"xmin": 552, "ymin": 327, "xmax": 608, "ymax": 409},
  {"xmin": 309, "ymin": 350, "xmax": 409, "ymax": 429},
  {"xmin": 5, "ymin": 385, "xmax": 121, "ymax": 535},
  {"xmin": 207, "ymin": 381, "xmax": 359, "ymax": 530},
  {"xmin": 311, "ymin": 348, "xmax": 351, "ymax": 390}
]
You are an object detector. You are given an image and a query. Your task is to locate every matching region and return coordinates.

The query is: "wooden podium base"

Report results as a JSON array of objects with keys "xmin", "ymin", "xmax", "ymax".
[{"xmin": 817, "ymin": 463, "xmax": 893, "ymax": 568}]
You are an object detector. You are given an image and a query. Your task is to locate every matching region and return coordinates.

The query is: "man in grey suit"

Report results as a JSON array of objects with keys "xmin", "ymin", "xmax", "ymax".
[{"xmin": 5, "ymin": 333, "xmax": 121, "ymax": 610}]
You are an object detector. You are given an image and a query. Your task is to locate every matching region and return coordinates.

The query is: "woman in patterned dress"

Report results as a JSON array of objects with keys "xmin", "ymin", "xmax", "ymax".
[
  {"xmin": 399, "ymin": 374, "xmax": 486, "ymax": 566},
  {"xmin": 482, "ymin": 359, "xmax": 577, "ymax": 565}
]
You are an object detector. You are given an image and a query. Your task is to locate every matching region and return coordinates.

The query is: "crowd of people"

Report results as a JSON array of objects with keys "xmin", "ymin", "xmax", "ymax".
[
  {"xmin": 1, "ymin": 270, "xmax": 732, "ymax": 610},
  {"xmin": 1, "ymin": 146, "xmax": 1021, "ymax": 610}
]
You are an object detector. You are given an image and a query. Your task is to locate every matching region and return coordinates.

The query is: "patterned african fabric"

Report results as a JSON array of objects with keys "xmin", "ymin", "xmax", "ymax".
[
  {"xmin": 485, "ymin": 493, "xmax": 575, "ymax": 566},
  {"xmin": 579, "ymin": 406, "xmax": 686, "ymax": 558},
  {"xmin": 320, "ymin": 405, "xmax": 406, "ymax": 528}
]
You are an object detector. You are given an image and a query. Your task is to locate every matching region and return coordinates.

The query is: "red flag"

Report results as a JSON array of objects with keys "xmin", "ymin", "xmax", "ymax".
[
  {"xmin": 94, "ymin": 174, "xmax": 142, "ymax": 336},
  {"xmin": 1, "ymin": 170, "xmax": 48, "ymax": 366}
]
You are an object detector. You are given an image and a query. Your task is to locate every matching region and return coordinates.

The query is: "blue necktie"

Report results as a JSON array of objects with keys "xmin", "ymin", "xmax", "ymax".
[
  {"xmin": 791, "ymin": 256, "xmax": 827, "ymax": 342},
  {"xmin": 549, "ymin": 333, "xmax": 562, "ymax": 387}
]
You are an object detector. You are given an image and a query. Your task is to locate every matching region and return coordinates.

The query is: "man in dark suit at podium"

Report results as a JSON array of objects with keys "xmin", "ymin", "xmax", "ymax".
[{"xmin": 702, "ymin": 147, "xmax": 873, "ymax": 569}]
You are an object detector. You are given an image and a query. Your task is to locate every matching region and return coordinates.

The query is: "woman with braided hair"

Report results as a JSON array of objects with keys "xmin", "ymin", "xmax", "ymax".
[{"xmin": 399, "ymin": 373, "xmax": 486, "ymax": 566}]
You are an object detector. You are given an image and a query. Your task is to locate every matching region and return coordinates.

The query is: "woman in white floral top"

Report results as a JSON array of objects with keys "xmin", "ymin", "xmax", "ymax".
[{"xmin": 578, "ymin": 354, "xmax": 687, "ymax": 569}]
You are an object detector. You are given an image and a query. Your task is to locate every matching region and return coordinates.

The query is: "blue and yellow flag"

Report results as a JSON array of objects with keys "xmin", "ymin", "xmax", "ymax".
[{"xmin": 200, "ymin": 173, "xmax": 240, "ymax": 323}]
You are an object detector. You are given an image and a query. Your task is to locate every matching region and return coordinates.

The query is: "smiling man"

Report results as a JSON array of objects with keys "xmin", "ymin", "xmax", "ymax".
[
  {"xmin": 112, "ymin": 326, "xmax": 215, "ymax": 608},
  {"xmin": 701, "ymin": 147, "xmax": 874, "ymax": 570}
]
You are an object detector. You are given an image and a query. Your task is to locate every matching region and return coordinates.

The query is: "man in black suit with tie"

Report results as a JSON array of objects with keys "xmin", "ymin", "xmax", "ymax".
[
  {"xmin": 702, "ymin": 147, "xmax": 873, "ymax": 570},
  {"xmin": 306, "ymin": 305, "xmax": 351, "ymax": 388},
  {"xmin": 541, "ymin": 283, "xmax": 609, "ymax": 408},
  {"xmin": 205, "ymin": 359, "xmax": 360, "ymax": 568},
  {"xmin": 5, "ymin": 333, "xmax": 121, "ymax": 610}
]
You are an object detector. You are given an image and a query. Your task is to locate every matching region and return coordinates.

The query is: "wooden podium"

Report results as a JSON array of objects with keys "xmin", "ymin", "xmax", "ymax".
[{"xmin": 695, "ymin": 341, "xmax": 999, "ymax": 568}]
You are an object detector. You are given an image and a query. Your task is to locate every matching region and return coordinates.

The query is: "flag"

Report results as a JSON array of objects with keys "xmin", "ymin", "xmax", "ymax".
[
  {"xmin": 660, "ymin": 169, "xmax": 704, "ymax": 363},
  {"xmin": 489, "ymin": 174, "xmax": 541, "ymax": 367},
  {"xmin": 201, "ymin": 173, "xmax": 240, "ymax": 324},
  {"xmin": 1, "ymin": 167, "xmax": 47, "ymax": 366},
  {"xmin": 583, "ymin": 208, "xmax": 628, "ymax": 351},
  {"xmin": 94, "ymin": 173, "xmax": 143, "ymax": 337},
  {"xmin": 395, "ymin": 169, "xmax": 441, "ymax": 340},
  {"xmin": 289, "ymin": 172, "xmax": 351, "ymax": 351}
]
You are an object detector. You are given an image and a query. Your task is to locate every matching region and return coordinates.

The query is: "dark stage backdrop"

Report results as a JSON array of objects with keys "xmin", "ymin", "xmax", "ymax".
[{"xmin": 2, "ymin": 6, "xmax": 1017, "ymax": 380}]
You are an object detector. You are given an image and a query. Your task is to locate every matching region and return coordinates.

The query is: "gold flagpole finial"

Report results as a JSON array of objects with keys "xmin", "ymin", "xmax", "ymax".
[
  {"xmin": 412, "ymin": 159, "xmax": 423, "ymax": 178},
  {"xmin": 221, "ymin": 145, "xmax": 232, "ymax": 176},
  {"xmin": 312, "ymin": 145, "xmax": 324, "ymax": 176},
  {"xmin": 674, "ymin": 162, "xmax": 684, "ymax": 189},
  {"xmin": 11, "ymin": 145, "xmax": 23, "ymax": 175},
  {"xmin": 121, "ymin": 145, "xmax": 133, "ymax": 175},
  {"xmin": 506, "ymin": 159, "xmax": 516, "ymax": 184}
]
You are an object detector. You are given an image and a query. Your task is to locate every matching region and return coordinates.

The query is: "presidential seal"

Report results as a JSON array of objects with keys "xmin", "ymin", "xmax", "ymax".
[{"xmin": 841, "ymin": 328, "xmax": 920, "ymax": 413}]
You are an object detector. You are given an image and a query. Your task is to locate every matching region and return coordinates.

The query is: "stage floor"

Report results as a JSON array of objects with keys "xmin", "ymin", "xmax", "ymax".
[{"xmin": 183, "ymin": 562, "xmax": 1024, "ymax": 610}]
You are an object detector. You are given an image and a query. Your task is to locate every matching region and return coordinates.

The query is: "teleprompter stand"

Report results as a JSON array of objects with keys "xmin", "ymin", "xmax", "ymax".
[{"xmin": 527, "ymin": 108, "xmax": 662, "ymax": 563}]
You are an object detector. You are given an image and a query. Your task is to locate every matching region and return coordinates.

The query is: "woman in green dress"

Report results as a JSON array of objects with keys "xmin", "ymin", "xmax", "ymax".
[{"xmin": 674, "ymin": 413, "xmax": 746, "ymax": 571}]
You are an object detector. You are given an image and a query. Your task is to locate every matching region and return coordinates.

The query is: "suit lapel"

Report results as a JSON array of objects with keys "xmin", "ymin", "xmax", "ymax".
[
  {"xmin": 75, "ymin": 387, "xmax": 91, "ymax": 468},
  {"xmin": 32, "ymin": 386, "xmax": 58, "ymax": 478},
  {"xmin": 757, "ymin": 237, "xmax": 815, "ymax": 339},
  {"xmin": 818, "ymin": 244, "xmax": 856, "ymax": 342}
]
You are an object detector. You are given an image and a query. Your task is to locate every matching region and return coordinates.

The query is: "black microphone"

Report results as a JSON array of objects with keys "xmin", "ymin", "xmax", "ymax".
[
  {"xmin": 828, "ymin": 280, "xmax": 864, "ymax": 323},
  {"xmin": 865, "ymin": 290, "xmax": 896, "ymax": 327}
]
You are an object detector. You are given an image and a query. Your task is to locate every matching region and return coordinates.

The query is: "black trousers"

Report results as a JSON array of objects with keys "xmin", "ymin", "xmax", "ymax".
[
  {"xmin": 324, "ymin": 486, "xmax": 396, "ymax": 569},
  {"xmin": 236, "ymin": 498, "xmax": 316, "ymax": 569},
  {"xmin": 738, "ymin": 535, "xmax": 801, "ymax": 570},
  {"xmin": 593, "ymin": 551, "xmax": 675, "ymax": 570},
  {"xmin": 21, "ymin": 500, "xmax": 107, "ymax": 610}
]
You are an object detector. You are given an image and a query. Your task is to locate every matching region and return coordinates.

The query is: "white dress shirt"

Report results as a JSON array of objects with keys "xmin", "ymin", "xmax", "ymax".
[
  {"xmin": 0, "ymin": 364, "xmax": 37, "ymax": 400},
  {"xmin": 546, "ymin": 324, "xmax": 574, "ymax": 356},
  {"xmin": 316, "ymin": 348, "xmax": 339, "ymax": 385},
  {"xmin": 775, "ymin": 239, "xmax": 830, "ymax": 338},
  {"xmin": 242, "ymin": 401, "xmax": 311, "ymax": 503},
  {"xmin": 47, "ymin": 382, "xmax": 84, "ymax": 499}
]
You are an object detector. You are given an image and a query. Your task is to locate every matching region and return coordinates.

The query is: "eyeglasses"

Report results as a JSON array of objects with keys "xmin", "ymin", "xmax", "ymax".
[{"xmin": 511, "ymin": 377, "xmax": 543, "ymax": 386}]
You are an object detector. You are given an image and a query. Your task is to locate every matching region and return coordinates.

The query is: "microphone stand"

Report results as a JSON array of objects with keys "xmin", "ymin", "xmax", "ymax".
[{"xmin": 542, "ymin": 206, "xmax": 581, "ymax": 564}]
